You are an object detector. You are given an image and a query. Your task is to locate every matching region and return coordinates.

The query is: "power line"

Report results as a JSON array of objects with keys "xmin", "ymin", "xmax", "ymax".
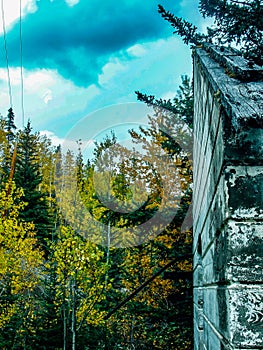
[
  {"xmin": 1, "ymin": 0, "xmax": 13, "ymax": 108},
  {"xmin": 19, "ymin": 0, "xmax": 25, "ymax": 127},
  {"xmin": 104, "ymin": 253, "xmax": 192, "ymax": 320}
]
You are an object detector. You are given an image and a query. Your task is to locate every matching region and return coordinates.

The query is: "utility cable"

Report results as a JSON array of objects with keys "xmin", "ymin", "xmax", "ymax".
[
  {"xmin": 1, "ymin": 0, "xmax": 13, "ymax": 108},
  {"xmin": 19, "ymin": 0, "xmax": 25, "ymax": 127},
  {"xmin": 104, "ymin": 253, "xmax": 192, "ymax": 320}
]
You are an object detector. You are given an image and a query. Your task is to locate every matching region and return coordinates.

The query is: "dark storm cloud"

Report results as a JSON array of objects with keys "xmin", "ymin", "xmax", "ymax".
[{"xmin": 1, "ymin": 0, "xmax": 180, "ymax": 86}]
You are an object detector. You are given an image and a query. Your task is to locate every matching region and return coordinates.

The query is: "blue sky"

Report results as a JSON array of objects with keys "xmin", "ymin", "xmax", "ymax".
[{"xmin": 0, "ymin": 0, "xmax": 207, "ymax": 148}]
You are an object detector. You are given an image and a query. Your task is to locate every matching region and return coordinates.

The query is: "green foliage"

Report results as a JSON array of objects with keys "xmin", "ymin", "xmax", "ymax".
[
  {"xmin": 14, "ymin": 121, "xmax": 54, "ymax": 250},
  {"xmin": 0, "ymin": 3, "xmax": 200, "ymax": 347},
  {"xmin": 0, "ymin": 183, "xmax": 44, "ymax": 348},
  {"xmin": 158, "ymin": 4, "xmax": 205, "ymax": 45},
  {"xmin": 199, "ymin": 0, "xmax": 263, "ymax": 64},
  {"xmin": 0, "ymin": 108, "xmax": 193, "ymax": 349},
  {"xmin": 75, "ymin": 94, "xmax": 193, "ymax": 348},
  {"xmin": 5, "ymin": 108, "xmax": 16, "ymax": 143},
  {"xmin": 159, "ymin": 0, "xmax": 263, "ymax": 65},
  {"xmin": 0, "ymin": 109, "xmax": 17, "ymax": 186},
  {"xmin": 136, "ymin": 75, "xmax": 194, "ymax": 128},
  {"xmin": 48, "ymin": 225, "xmax": 108, "ymax": 349}
]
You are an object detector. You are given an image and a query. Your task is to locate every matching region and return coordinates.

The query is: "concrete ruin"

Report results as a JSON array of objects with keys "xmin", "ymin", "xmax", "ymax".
[{"xmin": 193, "ymin": 44, "xmax": 263, "ymax": 349}]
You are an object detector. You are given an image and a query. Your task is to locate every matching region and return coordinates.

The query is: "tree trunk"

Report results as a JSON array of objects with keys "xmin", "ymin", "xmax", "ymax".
[
  {"xmin": 129, "ymin": 315, "xmax": 135, "ymax": 350},
  {"xmin": 105, "ymin": 215, "xmax": 111, "ymax": 287},
  {"xmin": 71, "ymin": 278, "xmax": 76, "ymax": 350},
  {"xmin": 63, "ymin": 305, "xmax": 67, "ymax": 350}
]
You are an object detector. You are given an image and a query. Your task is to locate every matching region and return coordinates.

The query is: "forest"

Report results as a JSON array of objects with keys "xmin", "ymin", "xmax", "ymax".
[
  {"xmin": 0, "ymin": 76, "xmax": 193, "ymax": 349},
  {"xmin": 1, "ymin": 0, "xmax": 262, "ymax": 348}
]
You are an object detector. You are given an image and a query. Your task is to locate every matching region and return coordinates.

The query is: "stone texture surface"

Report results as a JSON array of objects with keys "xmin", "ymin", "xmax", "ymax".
[{"xmin": 193, "ymin": 45, "xmax": 263, "ymax": 349}]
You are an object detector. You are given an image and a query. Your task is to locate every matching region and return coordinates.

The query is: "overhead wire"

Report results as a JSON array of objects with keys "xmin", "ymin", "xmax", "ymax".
[
  {"xmin": 1, "ymin": 0, "xmax": 26, "ymax": 194},
  {"xmin": 19, "ymin": 0, "xmax": 25, "ymax": 128},
  {"xmin": 104, "ymin": 253, "xmax": 192, "ymax": 320},
  {"xmin": 1, "ymin": 0, "xmax": 13, "ymax": 108}
]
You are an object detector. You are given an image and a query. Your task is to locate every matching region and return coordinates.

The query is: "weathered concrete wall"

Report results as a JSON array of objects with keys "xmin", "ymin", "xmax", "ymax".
[{"xmin": 193, "ymin": 44, "xmax": 263, "ymax": 349}]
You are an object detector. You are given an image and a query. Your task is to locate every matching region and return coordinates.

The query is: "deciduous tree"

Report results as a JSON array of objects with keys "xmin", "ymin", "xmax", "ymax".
[{"xmin": 0, "ymin": 183, "xmax": 44, "ymax": 348}]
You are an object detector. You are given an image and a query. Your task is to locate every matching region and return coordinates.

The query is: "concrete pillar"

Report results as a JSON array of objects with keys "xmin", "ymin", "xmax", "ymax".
[{"xmin": 193, "ymin": 44, "xmax": 263, "ymax": 349}]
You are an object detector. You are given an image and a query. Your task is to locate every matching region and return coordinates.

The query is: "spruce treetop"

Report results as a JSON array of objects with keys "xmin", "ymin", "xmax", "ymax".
[{"xmin": 158, "ymin": 0, "xmax": 263, "ymax": 65}]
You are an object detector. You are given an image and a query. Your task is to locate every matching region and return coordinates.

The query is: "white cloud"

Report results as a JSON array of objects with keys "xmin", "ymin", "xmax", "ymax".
[
  {"xmin": 0, "ymin": 36, "xmax": 192, "ymax": 143},
  {"xmin": 160, "ymin": 90, "xmax": 177, "ymax": 101},
  {"xmin": 0, "ymin": 67, "xmax": 101, "ymax": 132},
  {"xmin": 98, "ymin": 59, "xmax": 126, "ymax": 86},
  {"xmin": 127, "ymin": 44, "xmax": 146, "ymax": 57},
  {"xmin": 65, "ymin": 0, "xmax": 79, "ymax": 7},
  {"xmin": 24, "ymin": 70, "xmax": 56, "ymax": 89},
  {"xmin": 95, "ymin": 36, "xmax": 192, "ymax": 109},
  {"xmin": 97, "ymin": 36, "xmax": 191, "ymax": 105},
  {"xmin": 39, "ymin": 130, "xmax": 95, "ymax": 158},
  {"xmin": 42, "ymin": 89, "xmax": 53, "ymax": 104},
  {"xmin": 0, "ymin": 0, "xmax": 37, "ymax": 34},
  {"xmin": 0, "ymin": 67, "xmax": 21, "ymax": 86},
  {"xmin": 39, "ymin": 130, "xmax": 65, "ymax": 147},
  {"xmin": 200, "ymin": 18, "xmax": 214, "ymax": 34},
  {"xmin": 0, "ymin": 91, "xmax": 9, "ymax": 108}
]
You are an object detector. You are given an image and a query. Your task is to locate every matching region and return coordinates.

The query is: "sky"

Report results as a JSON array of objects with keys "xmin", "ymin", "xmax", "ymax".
[{"xmin": 0, "ymin": 0, "xmax": 208, "ymax": 151}]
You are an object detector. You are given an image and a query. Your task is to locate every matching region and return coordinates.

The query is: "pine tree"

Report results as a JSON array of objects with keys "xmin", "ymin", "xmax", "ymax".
[
  {"xmin": 130, "ymin": 78, "xmax": 193, "ymax": 348},
  {"xmin": 0, "ymin": 116, "xmax": 8, "ymax": 185},
  {"xmin": 136, "ymin": 75, "xmax": 193, "ymax": 128},
  {"xmin": 199, "ymin": 0, "xmax": 263, "ymax": 65},
  {"xmin": 54, "ymin": 145, "xmax": 63, "ymax": 179},
  {"xmin": 0, "ymin": 109, "xmax": 17, "ymax": 186},
  {"xmin": 77, "ymin": 103, "xmax": 193, "ymax": 348},
  {"xmin": 14, "ymin": 121, "xmax": 53, "ymax": 251},
  {"xmin": 5, "ymin": 108, "xmax": 16, "ymax": 144},
  {"xmin": 158, "ymin": 0, "xmax": 263, "ymax": 65}
]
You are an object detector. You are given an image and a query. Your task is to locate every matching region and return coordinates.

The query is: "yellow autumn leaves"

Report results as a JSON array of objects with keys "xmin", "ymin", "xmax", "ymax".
[{"xmin": 0, "ymin": 183, "xmax": 44, "ymax": 329}]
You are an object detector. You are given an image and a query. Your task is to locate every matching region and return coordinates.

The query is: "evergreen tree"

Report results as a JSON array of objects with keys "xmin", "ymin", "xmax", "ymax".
[
  {"xmin": 0, "ymin": 109, "xmax": 17, "ymax": 186},
  {"xmin": 158, "ymin": 0, "xmax": 263, "ymax": 65},
  {"xmin": 54, "ymin": 145, "xmax": 63, "ymax": 179},
  {"xmin": 131, "ymin": 77, "xmax": 193, "ymax": 348},
  {"xmin": 0, "ymin": 116, "xmax": 9, "ymax": 185},
  {"xmin": 76, "ymin": 101, "xmax": 193, "ymax": 348},
  {"xmin": 199, "ymin": 0, "xmax": 263, "ymax": 65},
  {"xmin": 5, "ymin": 108, "xmax": 16, "ymax": 144},
  {"xmin": 14, "ymin": 121, "xmax": 53, "ymax": 251},
  {"xmin": 136, "ymin": 75, "xmax": 193, "ymax": 128}
]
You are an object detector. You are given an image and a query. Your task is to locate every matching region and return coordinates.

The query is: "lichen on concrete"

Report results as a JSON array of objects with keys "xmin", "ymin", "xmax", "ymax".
[{"xmin": 193, "ymin": 45, "xmax": 263, "ymax": 349}]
